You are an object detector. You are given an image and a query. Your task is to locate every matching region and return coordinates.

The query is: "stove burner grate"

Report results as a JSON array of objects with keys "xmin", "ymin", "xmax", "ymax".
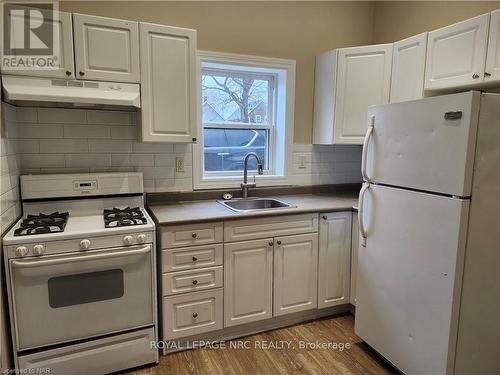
[
  {"xmin": 103, "ymin": 207, "xmax": 147, "ymax": 228},
  {"xmin": 14, "ymin": 212, "xmax": 69, "ymax": 236}
]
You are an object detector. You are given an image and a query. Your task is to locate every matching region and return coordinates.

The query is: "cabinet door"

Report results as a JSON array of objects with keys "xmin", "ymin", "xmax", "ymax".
[
  {"xmin": 274, "ymin": 233, "xmax": 318, "ymax": 316},
  {"xmin": 350, "ymin": 212, "xmax": 359, "ymax": 306},
  {"xmin": 224, "ymin": 239, "xmax": 273, "ymax": 327},
  {"xmin": 73, "ymin": 14, "xmax": 140, "ymax": 83},
  {"xmin": 139, "ymin": 23, "xmax": 197, "ymax": 143},
  {"xmin": 318, "ymin": 212, "xmax": 352, "ymax": 309},
  {"xmin": 485, "ymin": 9, "xmax": 500, "ymax": 83},
  {"xmin": 334, "ymin": 44, "xmax": 392, "ymax": 144},
  {"xmin": 425, "ymin": 13, "xmax": 489, "ymax": 90},
  {"xmin": 0, "ymin": 10, "xmax": 74, "ymax": 79},
  {"xmin": 390, "ymin": 33, "xmax": 427, "ymax": 103}
]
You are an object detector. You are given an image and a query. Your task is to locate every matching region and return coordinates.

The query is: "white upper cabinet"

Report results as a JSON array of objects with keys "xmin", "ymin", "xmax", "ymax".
[
  {"xmin": 485, "ymin": 9, "xmax": 500, "ymax": 83},
  {"xmin": 0, "ymin": 10, "xmax": 74, "ymax": 79},
  {"xmin": 73, "ymin": 14, "xmax": 140, "ymax": 83},
  {"xmin": 317, "ymin": 212, "xmax": 352, "ymax": 309},
  {"xmin": 313, "ymin": 44, "xmax": 392, "ymax": 145},
  {"xmin": 139, "ymin": 22, "xmax": 197, "ymax": 143},
  {"xmin": 425, "ymin": 13, "xmax": 489, "ymax": 90},
  {"xmin": 390, "ymin": 33, "xmax": 427, "ymax": 103}
]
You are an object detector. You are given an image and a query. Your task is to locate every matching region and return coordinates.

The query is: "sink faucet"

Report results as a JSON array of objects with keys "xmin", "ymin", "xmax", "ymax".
[{"xmin": 241, "ymin": 152, "xmax": 264, "ymax": 198}]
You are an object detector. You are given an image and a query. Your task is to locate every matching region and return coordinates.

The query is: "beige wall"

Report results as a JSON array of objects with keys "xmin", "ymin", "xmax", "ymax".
[
  {"xmin": 373, "ymin": 1, "xmax": 500, "ymax": 43},
  {"xmin": 60, "ymin": 1, "xmax": 376, "ymax": 144}
]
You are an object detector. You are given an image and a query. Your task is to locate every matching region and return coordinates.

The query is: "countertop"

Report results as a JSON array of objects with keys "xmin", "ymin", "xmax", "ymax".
[{"xmin": 147, "ymin": 192, "xmax": 358, "ymax": 225}]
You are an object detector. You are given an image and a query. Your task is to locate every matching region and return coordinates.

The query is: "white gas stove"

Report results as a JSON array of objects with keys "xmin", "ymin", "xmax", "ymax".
[{"xmin": 2, "ymin": 172, "xmax": 158, "ymax": 374}]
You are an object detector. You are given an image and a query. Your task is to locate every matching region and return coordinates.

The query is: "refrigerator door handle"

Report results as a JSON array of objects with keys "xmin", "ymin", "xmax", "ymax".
[
  {"xmin": 358, "ymin": 182, "xmax": 370, "ymax": 247},
  {"xmin": 361, "ymin": 115, "xmax": 375, "ymax": 182}
]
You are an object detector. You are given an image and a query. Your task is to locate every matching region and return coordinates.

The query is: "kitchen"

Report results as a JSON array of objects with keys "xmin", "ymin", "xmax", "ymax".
[{"xmin": 0, "ymin": 1, "xmax": 499, "ymax": 374}]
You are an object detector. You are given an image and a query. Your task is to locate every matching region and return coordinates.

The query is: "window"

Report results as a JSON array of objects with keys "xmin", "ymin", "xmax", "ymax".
[
  {"xmin": 202, "ymin": 69, "xmax": 274, "ymax": 173},
  {"xmin": 194, "ymin": 51, "xmax": 295, "ymax": 189}
]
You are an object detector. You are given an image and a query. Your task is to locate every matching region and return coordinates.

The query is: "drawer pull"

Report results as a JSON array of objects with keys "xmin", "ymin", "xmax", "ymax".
[
  {"xmin": 191, "ymin": 233, "xmax": 198, "ymax": 238},
  {"xmin": 268, "ymin": 241, "xmax": 273, "ymax": 246},
  {"xmin": 192, "ymin": 312, "xmax": 198, "ymax": 318},
  {"xmin": 192, "ymin": 280, "xmax": 198, "ymax": 285},
  {"xmin": 322, "ymin": 215, "xmax": 328, "ymax": 220},
  {"xmin": 192, "ymin": 256, "xmax": 198, "ymax": 262},
  {"xmin": 276, "ymin": 240, "xmax": 282, "ymax": 245}
]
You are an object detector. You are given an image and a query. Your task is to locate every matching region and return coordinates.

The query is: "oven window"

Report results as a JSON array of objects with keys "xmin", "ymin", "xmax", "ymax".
[{"xmin": 48, "ymin": 269, "xmax": 124, "ymax": 308}]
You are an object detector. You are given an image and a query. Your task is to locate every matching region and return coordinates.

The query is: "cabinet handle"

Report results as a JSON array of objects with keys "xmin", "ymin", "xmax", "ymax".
[
  {"xmin": 65, "ymin": 71, "xmax": 71, "ymax": 76},
  {"xmin": 192, "ymin": 312, "xmax": 198, "ymax": 318},
  {"xmin": 191, "ymin": 232, "xmax": 197, "ymax": 238},
  {"xmin": 268, "ymin": 241, "xmax": 273, "ymax": 246},
  {"xmin": 485, "ymin": 72, "xmax": 492, "ymax": 77},
  {"xmin": 276, "ymin": 240, "xmax": 282, "ymax": 245},
  {"xmin": 79, "ymin": 71, "xmax": 85, "ymax": 76},
  {"xmin": 192, "ymin": 280, "xmax": 198, "ymax": 285},
  {"xmin": 192, "ymin": 256, "xmax": 198, "ymax": 262},
  {"xmin": 472, "ymin": 73, "xmax": 480, "ymax": 79},
  {"xmin": 322, "ymin": 215, "xmax": 328, "ymax": 220}
]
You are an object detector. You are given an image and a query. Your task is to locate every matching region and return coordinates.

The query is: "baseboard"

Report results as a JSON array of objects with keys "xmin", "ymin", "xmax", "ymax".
[{"xmin": 162, "ymin": 304, "xmax": 351, "ymax": 355}]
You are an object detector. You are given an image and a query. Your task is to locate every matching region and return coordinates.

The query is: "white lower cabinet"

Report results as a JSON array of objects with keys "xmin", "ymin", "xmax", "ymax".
[
  {"xmin": 317, "ymin": 212, "xmax": 352, "ymax": 308},
  {"xmin": 224, "ymin": 239, "xmax": 273, "ymax": 327},
  {"xmin": 274, "ymin": 233, "xmax": 319, "ymax": 316},
  {"xmin": 163, "ymin": 289, "xmax": 223, "ymax": 340},
  {"xmin": 350, "ymin": 212, "xmax": 359, "ymax": 306}
]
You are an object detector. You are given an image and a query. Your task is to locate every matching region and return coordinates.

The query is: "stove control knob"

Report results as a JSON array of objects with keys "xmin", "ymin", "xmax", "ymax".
[
  {"xmin": 123, "ymin": 235, "xmax": 134, "ymax": 245},
  {"xmin": 33, "ymin": 244, "xmax": 45, "ymax": 256},
  {"xmin": 16, "ymin": 246, "xmax": 29, "ymax": 257},
  {"xmin": 136, "ymin": 234, "xmax": 147, "ymax": 243},
  {"xmin": 80, "ymin": 239, "xmax": 91, "ymax": 250}
]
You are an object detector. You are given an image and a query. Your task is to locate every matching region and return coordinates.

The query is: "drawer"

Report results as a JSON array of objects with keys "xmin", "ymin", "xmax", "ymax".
[
  {"xmin": 224, "ymin": 213, "xmax": 319, "ymax": 242},
  {"xmin": 161, "ymin": 222, "xmax": 223, "ymax": 249},
  {"xmin": 18, "ymin": 327, "xmax": 157, "ymax": 374},
  {"xmin": 162, "ymin": 243, "xmax": 223, "ymax": 272},
  {"xmin": 162, "ymin": 266, "xmax": 223, "ymax": 296},
  {"xmin": 163, "ymin": 288, "xmax": 223, "ymax": 339}
]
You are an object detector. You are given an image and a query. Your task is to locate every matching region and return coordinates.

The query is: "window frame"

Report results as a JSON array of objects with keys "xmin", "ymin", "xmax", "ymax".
[{"xmin": 193, "ymin": 51, "xmax": 296, "ymax": 190}]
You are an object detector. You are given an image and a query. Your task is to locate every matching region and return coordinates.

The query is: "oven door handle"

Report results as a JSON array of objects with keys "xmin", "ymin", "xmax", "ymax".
[{"xmin": 11, "ymin": 245, "xmax": 152, "ymax": 269}]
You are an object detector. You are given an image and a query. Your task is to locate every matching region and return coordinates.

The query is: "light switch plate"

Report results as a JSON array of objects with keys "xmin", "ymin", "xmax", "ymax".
[{"xmin": 175, "ymin": 157, "xmax": 185, "ymax": 173}]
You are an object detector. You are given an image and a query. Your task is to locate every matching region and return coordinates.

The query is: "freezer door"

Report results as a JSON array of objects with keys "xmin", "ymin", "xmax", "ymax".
[
  {"xmin": 364, "ymin": 91, "xmax": 480, "ymax": 197},
  {"xmin": 355, "ymin": 184, "xmax": 469, "ymax": 374}
]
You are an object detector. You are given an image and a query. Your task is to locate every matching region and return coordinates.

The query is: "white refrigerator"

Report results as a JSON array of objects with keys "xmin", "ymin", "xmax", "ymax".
[{"xmin": 355, "ymin": 91, "xmax": 500, "ymax": 374}]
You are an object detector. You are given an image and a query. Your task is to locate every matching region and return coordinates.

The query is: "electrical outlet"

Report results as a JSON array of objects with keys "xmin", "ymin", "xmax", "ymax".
[
  {"xmin": 175, "ymin": 157, "xmax": 185, "ymax": 173},
  {"xmin": 298, "ymin": 154, "xmax": 307, "ymax": 169}
]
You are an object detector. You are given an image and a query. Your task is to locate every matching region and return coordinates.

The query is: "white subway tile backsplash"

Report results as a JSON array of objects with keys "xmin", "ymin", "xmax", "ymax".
[
  {"xmin": 16, "ymin": 108, "xmax": 37, "ymax": 123},
  {"xmin": 133, "ymin": 142, "xmax": 173, "ymax": 153},
  {"xmin": 17, "ymin": 124, "xmax": 63, "ymax": 139},
  {"xmin": 111, "ymin": 154, "xmax": 154, "ymax": 167},
  {"xmin": 6, "ymin": 106, "xmax": 362, "ymax": 194},
  {"xmin": 87, "ymin": 110, "xmax": 133, "ymax": 125},
  {"xmin": 38, "ymin": 108, "xmax": 86, "ymax": 124},
  {"xmin": 64, "ymin": 124, "xmax": 110, "ymax": 139},
  {"xmin": 40, "ymin": 139, "xmax": 89, "ymax": 153},
  {"xmin": 154, "ymin": 154, "xmax": 175, "ymax": 167},
  {"xmin": 65, "ymin": 154, "xmax": 111, "ymax": 168},
  {"xmin": 20, "ymin": 154, "xmax": 65, "ymax": 168},
  {"xmin": 89, "ymin": 139, "xmax": 133, "ymax": 153},
  {"xmin": 110, "ymin": 126, "xmax": 137, "ymax": 139}
]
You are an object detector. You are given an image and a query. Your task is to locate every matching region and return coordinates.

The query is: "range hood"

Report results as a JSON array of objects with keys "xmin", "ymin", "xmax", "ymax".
[{"xmin": 1, "ymin": 76, "xmax": 141, "ymax": 109}]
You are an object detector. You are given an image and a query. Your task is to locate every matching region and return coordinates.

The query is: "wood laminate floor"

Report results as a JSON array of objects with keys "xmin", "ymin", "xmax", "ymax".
[{"xmin": 124, "ymin": 314, "xmax": 397, "ymax": 375}]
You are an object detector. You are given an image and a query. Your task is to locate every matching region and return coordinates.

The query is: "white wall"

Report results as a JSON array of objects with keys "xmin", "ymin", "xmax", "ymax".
[{"xmin": 9, "ymin": 106, "xmax": 362, "ymax": 192}]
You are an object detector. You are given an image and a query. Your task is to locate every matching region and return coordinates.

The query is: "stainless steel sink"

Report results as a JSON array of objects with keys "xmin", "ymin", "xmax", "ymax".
[{"xmin": 217, "ymin": 197, "xmax": 296, "ymax": 213}]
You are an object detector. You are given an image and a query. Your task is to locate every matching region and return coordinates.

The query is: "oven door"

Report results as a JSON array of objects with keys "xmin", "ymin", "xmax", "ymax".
[{"xmin": 9, "ymin": 244, "xmax": 154, "ymax": 351}]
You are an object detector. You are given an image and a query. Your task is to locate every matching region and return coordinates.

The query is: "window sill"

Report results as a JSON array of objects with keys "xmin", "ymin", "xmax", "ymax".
[{"xmin": 193, "ymin": 174, "xmax": 291, "ymax": 190}]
